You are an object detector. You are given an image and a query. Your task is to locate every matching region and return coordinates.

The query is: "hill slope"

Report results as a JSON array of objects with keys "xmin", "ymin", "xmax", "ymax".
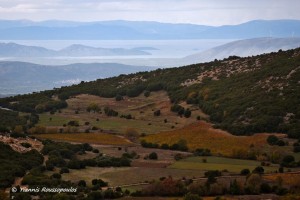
[
  {"xmin": 0, "ymin": 61, "xmax": 154, "ymax": 94},
  {"xmin": 0, "ymin": 48, "xmax": 299, "ymax": 138},
  {"xmin": 183, "ymin": 37, "xmax": 300, "ymax": 64}
]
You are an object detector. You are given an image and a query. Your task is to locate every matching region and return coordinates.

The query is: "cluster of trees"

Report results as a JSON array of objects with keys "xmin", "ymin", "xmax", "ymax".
[
  {"xmin": 0, "ymin": 142, "xmax": 44, "ymax": 188},
  {"xmin": 141, "ymin": 139, "xmax": 189, "ymax": 152},
  {"xmin": 41, "ymin": 140, "xmax": 131, "ymax": 170},
  {"xmin": 120, "ymin": 114, "xmax": 133, "ymax": 119},
  {"xmin": 171, "ymin": 104, "xmax": 192, "ymax": 118},
  {"xmin": 104, "ymin": 107, "xmax": 118, "ymax": 117},
  {"xmin": 280, "ymin": 155, "xmax": 300, "ymax": 168},
  {"xmin": 0, "ymin": 110, "xmax": 39, "ymax": 133},
  {"xmin": 193, "ymin": 148, "xmax": 212, "ymax": 156},
  {"xmin": 267, "ymin": 135, "xmax": 286, "ymax": 146}
]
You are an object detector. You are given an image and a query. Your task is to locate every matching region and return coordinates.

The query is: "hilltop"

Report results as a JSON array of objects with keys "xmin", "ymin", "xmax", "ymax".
[{"xmin": 0, "ymin": 48, "xmax": 300, "ymax": 138}]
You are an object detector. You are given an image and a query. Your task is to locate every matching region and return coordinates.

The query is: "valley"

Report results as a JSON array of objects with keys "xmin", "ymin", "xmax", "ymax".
[{"xmin": 1, "ymin": 46, "xmax": 300, "ymax": 200}]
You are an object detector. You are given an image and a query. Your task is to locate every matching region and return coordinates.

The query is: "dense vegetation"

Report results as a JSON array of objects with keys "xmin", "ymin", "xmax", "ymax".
[
  {"xmin": 41, "ymin": 140, "xmax": 131, "ymax": 170},
  {"xmin": 0, "ymin": 142, "xmax": 44, "ymax": 188},
  {"xmin": 0, "ymin": 110, "xmax": 39, "ymax": 132},
  {"xmin": 1, "ymin": 48, "xmax": 300, "ymax": 138}
]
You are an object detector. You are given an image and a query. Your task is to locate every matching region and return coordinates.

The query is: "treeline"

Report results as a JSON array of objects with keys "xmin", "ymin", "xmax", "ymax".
[
  {"xmin": 141, "ymin": 139, "xmax": 189, "ymax": 152},
  {"xmin": 132, "ymin": 172, "xmax": 294, "ymax": 198},
  {"xmin": 1, "ymin": 48, "xmax": 300, "ymax": 138}
]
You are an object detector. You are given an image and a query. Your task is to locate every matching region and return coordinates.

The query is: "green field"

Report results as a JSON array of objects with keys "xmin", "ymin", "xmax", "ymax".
[
  {"xmin": 38, "ymin": 114, "xmax": 75, "ymax": 126},
  {"xmin": 169, "ymin": 156, "xmax": 279, "ymax": 173},
  {"xmin": 61, "ymin": 167, "xmax": 203, "ymax": 187}
]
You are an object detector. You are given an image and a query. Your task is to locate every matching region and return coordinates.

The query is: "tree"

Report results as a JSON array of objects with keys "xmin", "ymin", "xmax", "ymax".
[
  {"xmin": 149, "ymin": 152, "xmax": 158, "ymax": 160},
  {"xmin": 267, "ymin": 135, "xmax": 279, "ymax": 145},
  {"xmin": 240, "ymin": 168, "xmax": 250, "ymax": 176},
  {"xmin": 184, "ymin": 109, "xmax": 192, "ymax": 118},
  {"xmin": 78, "ymin": 180, "xmax": 86, "ymax": 187},
  {"xmin": 252, "ymin": 166, "xmax": 264, "ymax": 174},
  {"xmin": 87, "ymin": 103, "xmax": 100, "ymax": 113},
  {"xmin": 230, "ymin": 179, "xmax": 241, "ymax": 195},
  {"xmin": 260, "ymin": 183, "xmax": 271, "ymax": 193},
  {"xmin": 154, "ymin": 110, "xmax": 161, "ymax": 116},
  {"xmin": 281, "ymin": 155, "xmax": 296, "ymax": 167},
  {"xmin": 115, "ymin": 94, "xmax": 123, "ymax": 101},
  {"xmin": 144, "ymin": 91, "xmax": 150, "ymax": 97}
]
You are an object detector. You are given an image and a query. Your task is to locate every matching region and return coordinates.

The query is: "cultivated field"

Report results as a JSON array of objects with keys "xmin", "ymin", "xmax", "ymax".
[
  {"xmin": 143, "ymin": 121, "xmax": 284, "ymax": 156},
  {"xmin": 169, "ymin": 156, "xmax": 279, "ymax": 173},
  {"xmin": 61, "ymin": 167, "xmax": 204, "ymax": 187}
]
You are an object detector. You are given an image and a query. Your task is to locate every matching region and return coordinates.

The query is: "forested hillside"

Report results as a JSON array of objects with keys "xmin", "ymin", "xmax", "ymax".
[{"xmin": 1, "ymin": 48, "xmax": 300, "ymax": 138}]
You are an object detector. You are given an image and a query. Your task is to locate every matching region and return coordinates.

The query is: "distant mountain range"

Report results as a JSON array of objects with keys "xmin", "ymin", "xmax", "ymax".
[
  {"xmin": 0, "ymin": 43, "xmax": 151, "ymax": 57},
  {"xmin": 0, "ymin": 19, "xmax": 300, "ymax": 39},
  {"xmin": 0, "ymin": 61, "xmax": 155, "ymax": 94},
  {"xmin": 182, "ymin": 37, "xmax": 300, "ymax": 64}
]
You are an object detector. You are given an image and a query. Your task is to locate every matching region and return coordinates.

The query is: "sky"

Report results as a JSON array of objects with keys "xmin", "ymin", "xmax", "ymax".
[{"xmin": 0, "ymin": 0, "xmax": 300, "ymax": 25}]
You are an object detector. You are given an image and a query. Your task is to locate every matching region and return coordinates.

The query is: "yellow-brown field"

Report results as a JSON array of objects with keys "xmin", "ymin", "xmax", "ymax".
[
  {"xmin": 33, "ymin": 133, "xmax": 131, "ymax": 146},
  {"xmin": 144, "ymin": 121, "xmax": 273, "ymax": 156},
  {"xmin": 263, "ymin": 172, "xmax": 300, "ymax": 186}
]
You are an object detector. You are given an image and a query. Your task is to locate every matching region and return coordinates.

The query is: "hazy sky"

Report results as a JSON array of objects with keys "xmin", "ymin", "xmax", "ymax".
[{"xmin": 0, "ymin": 0, "xmax": 299, "ymax": 25}]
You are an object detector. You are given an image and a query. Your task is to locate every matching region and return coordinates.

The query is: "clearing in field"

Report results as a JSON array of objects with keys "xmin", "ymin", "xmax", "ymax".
[
  {"xmin": 144, "ymin": 121, "xmax": 276, "ymax": 156},
  {"xmin": 169, "ymin": 156, "xmax": 279, "ymax": 173},
  {"xmin": 33, "ymin": 133, "xmax": 131, "ymax": 146}
]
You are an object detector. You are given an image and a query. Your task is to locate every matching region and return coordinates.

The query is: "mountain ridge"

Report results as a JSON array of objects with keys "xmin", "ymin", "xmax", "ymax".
[
  {"xmin": 0, "ymin": 19, "xmax": 300, "ymax": 39},
  {"xmin": 0, "ymin": 42, "xmax": 151, "ymax": 57}
]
